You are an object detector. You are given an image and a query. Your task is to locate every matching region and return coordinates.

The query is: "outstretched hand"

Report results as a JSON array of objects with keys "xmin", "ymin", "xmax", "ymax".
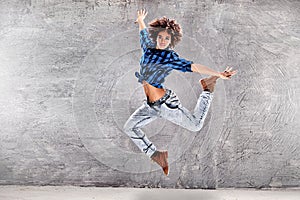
[
  {"xmin": 219, "ymin": 67, "xmax": 237, "ymax": 79},
  {"xmin": 135, "ymin": 9, "xmax": 148, "ymax": 24}
]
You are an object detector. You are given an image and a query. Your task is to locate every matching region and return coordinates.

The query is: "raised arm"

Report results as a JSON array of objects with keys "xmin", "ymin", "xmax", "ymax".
[
  {"xmin": 191, "ymin": 64, "xmax": 237, "ymax": 79},
  {"xmin": 135, "ymin": 9, "xmax": 148, "ymax": 31},
  {"xmin": 135, "ymin": 9, "xmax": 155, "ymax": 51}
]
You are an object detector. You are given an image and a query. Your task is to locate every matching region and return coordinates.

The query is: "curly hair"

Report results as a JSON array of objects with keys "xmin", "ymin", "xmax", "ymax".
[{"xmin": 148, "ymin": 16, "xmax": 183, "ymax": 49}]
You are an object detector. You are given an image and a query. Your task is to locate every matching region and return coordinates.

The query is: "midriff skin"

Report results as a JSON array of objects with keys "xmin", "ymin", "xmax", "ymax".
[{"xmin": 142, "ymin": 81, "xmax": 166, "ymax": 102}]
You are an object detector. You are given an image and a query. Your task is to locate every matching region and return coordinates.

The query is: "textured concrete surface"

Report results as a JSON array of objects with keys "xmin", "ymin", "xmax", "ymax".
[
  {"xmin": 0, "ymin": 0, "xmax": 299, "ymax": 188},
  {"xmin": 0, "ymin": 186, "xmax": 300, "ymax": 200}
]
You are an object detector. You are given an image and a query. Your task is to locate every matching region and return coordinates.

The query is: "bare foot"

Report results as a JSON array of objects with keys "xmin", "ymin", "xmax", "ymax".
[
  {"xmin": 200, "ymin": 76, "xmax": 219, "ymax": 93},
  {"xmin": 151, "ymin": 150, "xmax": 169, "ymax": 176}
]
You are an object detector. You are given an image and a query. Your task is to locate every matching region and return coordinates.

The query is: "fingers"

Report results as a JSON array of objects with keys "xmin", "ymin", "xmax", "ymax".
[
  {"xmin": 142, "ymin": 8, "xmax": 147, "ymax": 15},
  {"xmin": 137, "ymin": 9, "xmax": 147, "ymax": 16},
  {"xmin": 136, "ymin": 9, "xmax": 147, "ymax": 24},
  {"xmin": 221, "ymin": 66, "xmax": 238, "ymax": 79},
  {"xmin": 231, "ymin": 70, "xmax": 238, "ymax": 76},
  {"xmin": 220, "ymin": 72, "xmax": 230, "ymax": 79},
  {"xmin": 224, "ymin": 66, "xmax": 233, "ymax": 72},
  {"xmin": 224, "ymin": 67, "xmax": 237, "ymax": 74}
]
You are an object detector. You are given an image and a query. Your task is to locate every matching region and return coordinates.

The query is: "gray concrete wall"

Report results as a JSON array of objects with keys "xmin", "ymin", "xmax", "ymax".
[{"xmin": 0, "ymin": 0, "xmax": 299, "ymax": 188}]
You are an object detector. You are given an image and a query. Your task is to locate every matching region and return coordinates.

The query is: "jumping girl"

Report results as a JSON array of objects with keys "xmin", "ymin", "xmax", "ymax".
[{"xmin": 123, "ymin": 9, "xmax": 237, "ymax": 176}]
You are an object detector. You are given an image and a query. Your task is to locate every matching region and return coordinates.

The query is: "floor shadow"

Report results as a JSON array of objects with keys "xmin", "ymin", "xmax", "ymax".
[{"xmin": 134, "ymin": 189, "xmax": 217, "ymax": 200}]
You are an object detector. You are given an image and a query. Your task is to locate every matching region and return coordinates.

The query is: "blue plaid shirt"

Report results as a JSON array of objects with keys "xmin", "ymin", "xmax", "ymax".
[{"xmin": 135, "ymin": 28, "xmax": 194, "ymax": 89}]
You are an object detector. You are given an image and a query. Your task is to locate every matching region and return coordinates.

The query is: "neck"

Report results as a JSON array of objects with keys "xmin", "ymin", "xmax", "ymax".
[{"xmin": 156, "ymin": 46, "xmax": 170, "ymax": 50}]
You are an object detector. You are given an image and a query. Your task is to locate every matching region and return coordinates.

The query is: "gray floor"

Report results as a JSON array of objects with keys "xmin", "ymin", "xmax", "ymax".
[{"xmin": 0, "ymin": 186, "xmax": 299, "ymax": 200}]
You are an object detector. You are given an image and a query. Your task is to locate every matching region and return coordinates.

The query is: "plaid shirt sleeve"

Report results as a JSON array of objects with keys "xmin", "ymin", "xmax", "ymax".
[
  {"xmin": 169, "ymin": 52, "xmax": 194, "ymax": 72},
  {"xmin": 140, "ymin": 28, "xmax": 155, "ymax": 52}
]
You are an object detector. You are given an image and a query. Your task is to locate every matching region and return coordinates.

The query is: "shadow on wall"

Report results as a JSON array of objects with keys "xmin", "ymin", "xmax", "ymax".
[{"xmin": 134, "ymin": 189, "xmax": 215, "ymax": 200}]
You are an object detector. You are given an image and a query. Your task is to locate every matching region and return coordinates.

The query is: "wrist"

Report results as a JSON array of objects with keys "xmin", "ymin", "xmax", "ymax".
[{"xmin": 137, "ymin": 18, "xmax": 144, "ymax": 23}]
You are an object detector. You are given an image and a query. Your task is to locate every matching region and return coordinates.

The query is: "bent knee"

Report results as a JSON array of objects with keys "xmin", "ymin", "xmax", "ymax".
[{"xmin": 123, "ymin": 121, "xmax": 135, "ymax": 133}]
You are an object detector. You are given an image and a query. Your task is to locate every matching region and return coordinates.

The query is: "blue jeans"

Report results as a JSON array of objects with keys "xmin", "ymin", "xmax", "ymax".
[{"xmin": 123, "ymin": 89, "xmax": 213, "ymax": 157}]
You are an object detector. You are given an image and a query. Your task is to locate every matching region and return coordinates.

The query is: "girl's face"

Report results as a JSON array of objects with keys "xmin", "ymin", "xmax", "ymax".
[{"xmin": 156, "ymin": 30, "xmax": 171, "ymax": 50}]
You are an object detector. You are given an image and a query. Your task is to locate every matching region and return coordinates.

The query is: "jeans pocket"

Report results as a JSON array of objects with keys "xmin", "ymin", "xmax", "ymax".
[{"xmin": 164, "ymin": 94, "xmax": 181, "ymax": 109}]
